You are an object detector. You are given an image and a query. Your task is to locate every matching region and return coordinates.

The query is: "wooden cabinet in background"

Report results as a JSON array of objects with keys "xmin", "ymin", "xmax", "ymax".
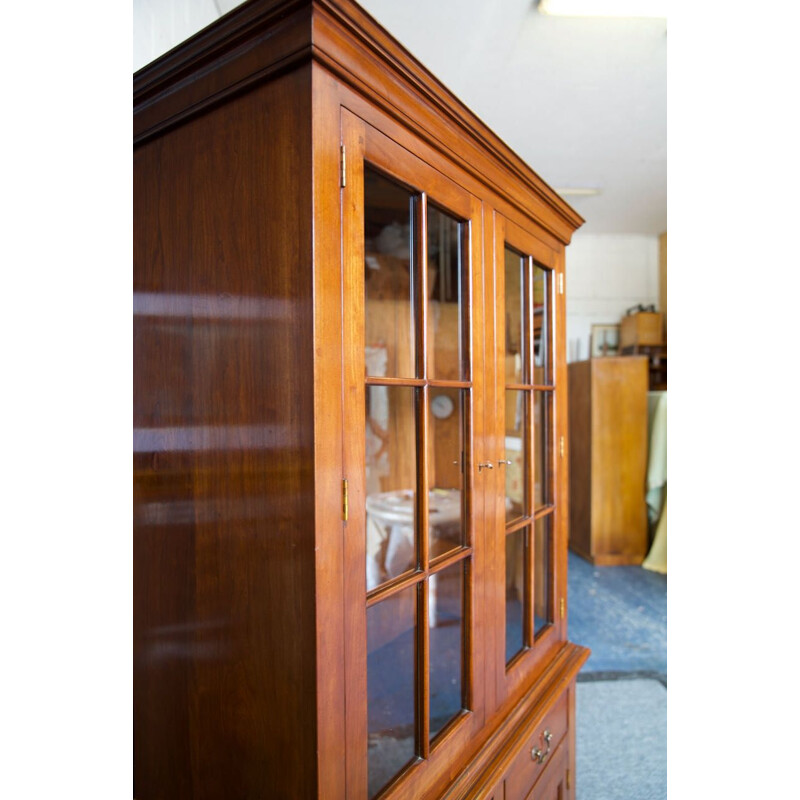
[
  {"xmin": 133, "ymin": 1, "xmax": 589, "ymax": 798},
  {"xmin": 568, "ymin": 357, "xmax": 649, "ymax": 566}
]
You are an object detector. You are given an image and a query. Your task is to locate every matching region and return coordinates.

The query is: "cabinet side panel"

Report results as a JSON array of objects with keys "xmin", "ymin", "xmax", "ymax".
[
  {"xmin": 134, "ymin": 67, "xmax": 317, "ymax": 799},
  {"xmin": 589, "ymin": 358, "xmax": 649, "ymax": 562},
  {"xmin": 567, "ymin": 362, "xmax": 592, "ymax": 560}
]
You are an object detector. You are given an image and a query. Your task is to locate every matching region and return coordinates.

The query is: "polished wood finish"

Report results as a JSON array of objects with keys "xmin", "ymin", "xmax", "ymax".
[
  {"xmin": 525, "ymin": 738, "xmax": 569, "ymax": 800},
  {"xmin": 133, "ymin": 66, "xmax": 318, "ymax": 799},
  {"xmin": 134, "ymin": 2, "xmax": 587, "ymax": 798},
  {"xmin": 567, "ymin": 357, "xmax": 649, "ymax": 566}
]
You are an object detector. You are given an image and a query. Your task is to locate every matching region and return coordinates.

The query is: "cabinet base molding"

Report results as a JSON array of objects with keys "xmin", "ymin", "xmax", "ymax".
[{"xmin": 445, "ymin": 643, "xmax": 589, "ymax": 800}]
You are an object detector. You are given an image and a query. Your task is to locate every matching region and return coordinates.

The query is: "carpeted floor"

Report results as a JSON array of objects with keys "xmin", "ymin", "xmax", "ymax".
[
  {"xmin": 576, "ymin": 678, "xmax": 667, "ymax": 800},
  {"xmin": 568, "ymin": 552, "xmax": 667, "ymax": 679},
  {"xmin": 568, "ymin": 551, "xmax": 667, "ymax": 799}
]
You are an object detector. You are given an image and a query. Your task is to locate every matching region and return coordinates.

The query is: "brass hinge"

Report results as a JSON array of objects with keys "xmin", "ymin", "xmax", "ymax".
[
  {"xmin": 342, "ymin": 479, "xmax": 349, "ymax": 521},
  {"xmin": 340, "ymin": 144, "xmax": 346, "ymax": 188},
  {"xmin": 558, "ymin": 273, "xmax": 564, "ymax": 294},
  {"xmin": 560, "ymin": 597, "xmax": 565, "ymax": 619},
  {"xmin": 566, "ymin": 767, "xmax": 571, "ymax": 790},
  {"xmin": 559, "ymin": 435, "xmax": 565, "ymax": 458}
]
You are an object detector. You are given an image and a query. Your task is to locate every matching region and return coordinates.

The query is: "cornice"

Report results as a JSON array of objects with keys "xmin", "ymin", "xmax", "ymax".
[
  {"xmin": 133, "ymin": 0, "xmax": 583, "ymax": 239},
  {"xmin": 312, "ymin": 0, "xmax": 584, "ymax": 239}
]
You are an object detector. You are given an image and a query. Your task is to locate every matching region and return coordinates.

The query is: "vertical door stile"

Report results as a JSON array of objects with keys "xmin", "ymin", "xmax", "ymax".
[
  {"xmin": 340, "ymin": 109, "xmax": 368, "ymax": 800},
  {"xmin": 525, "ymin": 255, "xmax": 536, "ymax": 649},
  {"xmin": 416, "ymin": 191, "xmax": 431, "ymax": 759}
]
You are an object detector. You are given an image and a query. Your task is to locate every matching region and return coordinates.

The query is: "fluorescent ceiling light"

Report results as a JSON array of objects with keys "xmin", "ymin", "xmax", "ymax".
[
  {"xmin": 538, "ymin": 0, "xmax": 667, "ymax": 18},
  {"xmin": 555, "ymin": 187, "xmax": 602, "ymax": 197}
]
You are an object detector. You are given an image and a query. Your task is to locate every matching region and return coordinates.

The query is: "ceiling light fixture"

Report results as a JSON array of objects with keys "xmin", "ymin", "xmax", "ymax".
[
  {"xmin": 538, "ymin": 0, "xmax": 667, "ymax": 18},
  {"xmin": 555, "ymin": 187, "xmax": 602, "ymax": 197}
]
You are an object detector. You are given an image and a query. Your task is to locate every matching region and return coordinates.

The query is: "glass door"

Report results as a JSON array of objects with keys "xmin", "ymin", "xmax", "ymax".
[
  {"xmin": 493, "ymin": 214, "xmax": 563, "ymax": 703},
  {"xmin": 341, "ymin": 110, "xmax": 485, "ymax": 800}
]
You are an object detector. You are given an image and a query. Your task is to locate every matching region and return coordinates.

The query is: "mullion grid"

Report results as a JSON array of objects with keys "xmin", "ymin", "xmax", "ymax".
[
  {"xmin": 504, "ymin": 253, "xmax": 557, "ymax": 652},
  {"xmin": 532, "ymin": 257, "xmax": 555, "ymax": 634},
  {"xmin": 365, "ymin": 190, "xmax": 472, "ymax": 766}
]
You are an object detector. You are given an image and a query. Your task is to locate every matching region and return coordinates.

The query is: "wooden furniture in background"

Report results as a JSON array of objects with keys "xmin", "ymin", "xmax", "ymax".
[
  {"xmin": 568, "ymin": 357, "xmax": 649, "ymax": 566},
  {"xmin": 619, "ymin": 311, "xmax": 664, "ymax": 349},
  {"xmin": 621, "ymin": 343, "xmax": 667, "ymax": 391},
  {"xmin": 134, "ymin": 1, "xmax": 588, "ymax": 798},
  {"xmin": 659, "ymin": 231, "xmax": 667, "ymax": 337}
]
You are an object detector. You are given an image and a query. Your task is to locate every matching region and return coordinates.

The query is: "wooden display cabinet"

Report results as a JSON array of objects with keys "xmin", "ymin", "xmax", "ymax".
[
  {"xmin": 567, "ymin": 357, "xmax": 649, "ymax": 566},
  {"xmin": 133, "ymin": 1, "xmax": 589, "ymax": 798}
]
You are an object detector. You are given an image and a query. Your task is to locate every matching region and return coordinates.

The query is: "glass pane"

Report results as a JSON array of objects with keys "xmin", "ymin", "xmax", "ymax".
[
  {"xmin": 534, "ymin": 391, "xmax": 550, "ymax": 509},
  {"xmin": 367, "ymin": 587, "xmax": 418, "ymax": 798},
  {"xmin": 534, "ymin": 516, "xmax": 551, "ymax": 636},
  {"xmin": 428, "ymin": 388, "xmax": 466, "ymax": 558},
  {"xmin": 504, "ymin": 389, "xmax": 528, "ymax": 522},
  {"xmin": 427, "ymin": 204, "xmax": 465, "ymax": 380},
  {"xmin": 505, "ymin": 527, "xmax": 528, "ymax": 664},
  {"xmin": 364, "ymin": 167, "xmax": 416, "ymax": 379},
  {"xmin": 429, "ymin": 561, "xmax": 464, "ymax": 741},
  {"xmin": 533, "ymin": 264, "xmax": 549, "ymax": 385},
  {"xmin": 366, "ymin": 386, "xmax": 418, "ymax": 591},
  {"xmin": 504, "ymin": 246, "xmax": 525, "ymax": 384}
]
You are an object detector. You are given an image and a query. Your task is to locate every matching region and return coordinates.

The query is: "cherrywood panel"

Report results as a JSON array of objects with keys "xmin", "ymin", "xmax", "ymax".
[
  {"xmin": 504, "ymin": 690, "xmax": 567, "ymax": 800},
  {"xmin": 311, "ymin": 61, "xmax": 348, "ymax": 800},
  {"xmin": 524, "ymin": 738, "xmax": 568, "ymax": 800},
  {"xmin": 135, "ymin": 5, "xmax": 588, "ymax": 798},
  {"xmin": 567, "ymin": 358, "xmax": 649, "ymax": 566},
  {"xmin": 441, "ymin": 643, "xmax": 588, "ymax": 800},
  {"xmin": 340, "ymin": 104, "xmax": 493, "ymax": 800},
  {"xmin": 133, "ymin": 67, "xmax": 319, "ymax": 799},
  {"xmin": 134, "ymin": 1, "xmax": 313, "ymax": 144}
]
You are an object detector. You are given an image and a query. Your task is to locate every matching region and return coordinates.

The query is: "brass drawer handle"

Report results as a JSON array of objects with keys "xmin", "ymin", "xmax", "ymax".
[{"xmin": 531, "ymin": 729, "xmax": 553, "ymax": 764}]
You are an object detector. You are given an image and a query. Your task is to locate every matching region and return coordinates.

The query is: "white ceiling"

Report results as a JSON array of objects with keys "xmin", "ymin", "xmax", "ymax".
[{"xmin": 136, "ymin": 0, "xmax": 667, "ymax": 235}]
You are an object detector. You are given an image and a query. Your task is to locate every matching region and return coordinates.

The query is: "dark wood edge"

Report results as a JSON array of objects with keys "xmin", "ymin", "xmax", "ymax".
[
  {"xmin": 133, "ymin": 0, "xmax": 584, "ymax": 242},
  {"xmin": 134, "ymin": 2, "xmax": 314, "ymax": 144},
  {"xmin": 440, "ymin": 641, "xmax": 590, "ymax": 800},
  {"xmin": 134, "ymin": 0, "xmax": 304, "ymax": 95}
]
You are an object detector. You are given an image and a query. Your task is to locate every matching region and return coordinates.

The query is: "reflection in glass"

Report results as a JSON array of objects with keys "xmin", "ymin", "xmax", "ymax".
[
  {"xmin": 367, "ymin": 587, "xmax": 418, "ymax": 798},
  {"xmin": 504, "ymin": 389, "xmax": 528, "ymax": 522},
  {"xmin": 427, "ymin": 389, "xmax": 465, "ymax": 558},
  {"xmin": 534, "ymin": 516, "xmax": 551, "ymax": 636},
  {"xmin": 505, "ymin": 527, "xmax": 528, "ymax": 664},
  {"xmin": 504, "ymin": 246, "xmax": 525, "ymax": 384},
  {"xmin": 534, "ymin": 391, "xmax": 550, "ymax": 509},
  {"xmin": 429, "ymin": 561, "xmax": 464, "ymax": 741},
  {"xmin": 364, "ymin": 167, "xmax": 416, "ymax": 379},
  {"xmin": 427, "ymin": 205, "xmax": 465, "ymax": 380},
  {"xmin": 533, "ymin": 264, "xmax": 549, "ymax": 385},
  {"xmin": 366, "ymin": 386, "xmax": 418, "ymax": 590}
]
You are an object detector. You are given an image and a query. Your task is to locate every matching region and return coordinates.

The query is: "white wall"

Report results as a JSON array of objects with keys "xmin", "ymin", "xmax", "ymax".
[
  {"xmin": 134, "ymin": 0, "xmax": 247, "ymax": 71},
  {"xmin": 565, "ymin": 233, "xmax": 659, "ymax": 362}
]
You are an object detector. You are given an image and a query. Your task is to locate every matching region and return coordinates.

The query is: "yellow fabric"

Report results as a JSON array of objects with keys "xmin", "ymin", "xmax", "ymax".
[
  {"xmin": 643, "ymin": 494, "xmax": 667, "ymax": 573},
  {"xmin": 643, "ymin": 391, "xmax": 667, "ymax": 573}
]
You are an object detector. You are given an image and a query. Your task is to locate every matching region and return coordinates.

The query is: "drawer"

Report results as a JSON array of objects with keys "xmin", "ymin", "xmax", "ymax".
[{"xmin": 504, "ymin": 691, "xmax": 569, "ymax": 800}]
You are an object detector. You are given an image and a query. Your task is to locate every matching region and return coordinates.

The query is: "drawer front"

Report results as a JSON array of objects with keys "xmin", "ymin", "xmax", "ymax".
[
  {"xmin": 504, "ymin": 691, "xmax": 569, "ymax": 800},
  {"xmin": 523, "ymin": 738, "xmax": 569, "ymax": 800}
]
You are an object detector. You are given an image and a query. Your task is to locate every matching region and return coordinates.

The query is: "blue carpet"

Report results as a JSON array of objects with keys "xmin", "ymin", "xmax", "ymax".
[{"xmin": 567, "ymin": 551, "xmax": 667, "ymax": 678}]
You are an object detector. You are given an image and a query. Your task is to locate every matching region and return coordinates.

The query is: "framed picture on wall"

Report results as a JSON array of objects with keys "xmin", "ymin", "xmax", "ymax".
[{"xmin": 590, "ymin": 324, "xmax": 620, "ymax": 357}]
